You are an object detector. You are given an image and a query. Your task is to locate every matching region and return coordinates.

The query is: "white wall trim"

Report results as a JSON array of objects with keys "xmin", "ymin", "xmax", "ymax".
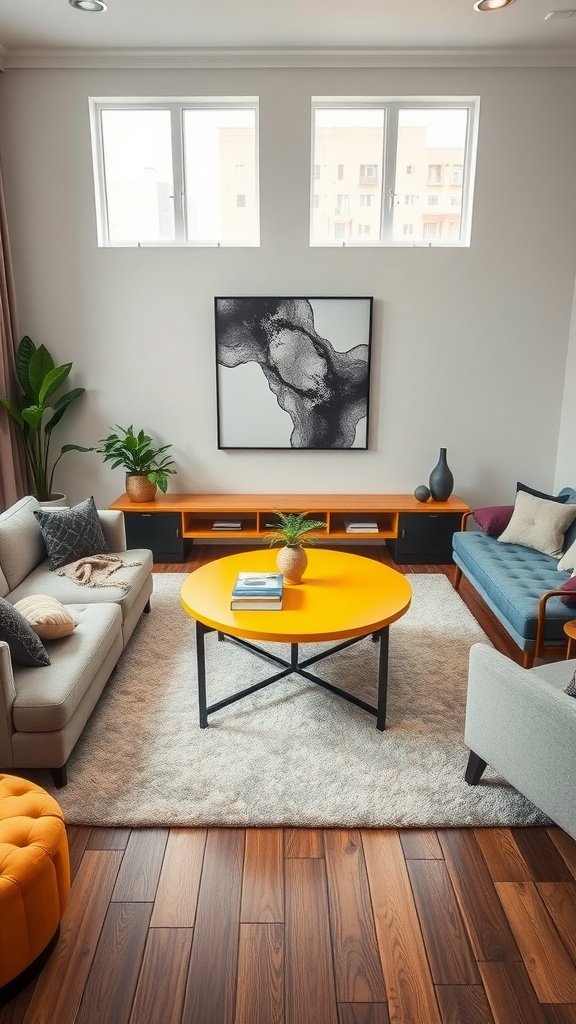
[{"xmin": 3, "ymin": 46, "xmax": 576, "ymax": 70}]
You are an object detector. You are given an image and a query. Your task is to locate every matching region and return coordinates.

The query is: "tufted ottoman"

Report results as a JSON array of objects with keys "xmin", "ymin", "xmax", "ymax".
[{"xmin": 0, "ymin": 774, "xmax": 70, "ymax": 997}]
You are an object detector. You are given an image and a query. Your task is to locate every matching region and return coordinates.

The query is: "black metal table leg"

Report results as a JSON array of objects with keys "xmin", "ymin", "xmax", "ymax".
[
  {"xmin": 291, "ymin": 643, "xmax": 298, "ymax": 670},
  {"xmin": 196, "ymin": 620, "xmax": 209, "ymax": 728},
  {"xmin": 376, "ymin": 626, "xmax": 390, "ymax": 731}
]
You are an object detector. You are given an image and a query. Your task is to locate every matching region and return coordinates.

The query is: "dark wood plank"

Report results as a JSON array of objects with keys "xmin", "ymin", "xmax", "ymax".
[
  {"xmin": 338, "ymin": 1005, "xmax": 390, "ymax": 1024},
  {"xmin": 437, "ymin": 829, "xmax": 521, "ymax": 962},
  {"xmin": 150, "ymin": 828, "xmax": 206, "ymax": 927},
  {"xmin": 495, "ymin": 881, "xmax": 576, "ymax": 1002},
  {"xmin": 435, "ymin": 985, "xmax": 495, "ymax": 1024},
  {"xmin": 537, "ymin": 882, "xmax": 576, "ymax": 964},
  {"xmin": 87, "ymin": 827, "xmax": 131, "ymax": 850},
  {"xmin": 400, "ymin": 830, "xmax": 443, "ymax": 860},
  {"xmin": 241, "ymin": 829, "xmax": 283, "ymax": 923},
  {"xmin": 22, "ymin": 850, "xmax": 123, "ymax": 1024},
  {"xmin": 478, "ymin": 961, "xmax": 547, "ymax": 1024},
  {"xmin": 510, "ymin": 829, "xmax": 573, "ymax": 882},
  {"xmin": 285, "ymin": 829, "xmax": 324, "ymax": 858},
  {"xmin": 361, "ymin": 830, "xmax": 442, "ymax": 1024},
  {"xmin": 0, "ymin": 979, "xmax": 37, "ymax": 1024},
  {"xmin": 324, "ymin": 830, "xmax": 386, "ymax": 1003},
  {"xmin": 111, "ymin": 828, "xmax": 168, "ymax": 902},
  {"xmin": 543, "ymin": 1007, "xmax": 576, "ymax": 1024},
  {"xmin": 182, "ymin": 828, "xmax": 245, "ymax": 1024},
  {"xmin": 407, "ymin": 859, "xmax": 480, "ymax": 984},
  {"xmin": 129, "ymin": 928, "xmax": 193, "ymax": 1024},
  {"xmin": 234, "ymin": 923, "xmax": 283, "ymax": 1024},
  {"xmin": 65, "ymin": 825, "xmax": 91, "ymax": 881},
  {"xmin": 75, "ymin": 902, "xmax": 152, "ymax": 1024},
  {"xmin": 548, "ymin": 830, "xmax": 576, "ymax": 879},
  {"xmin": 474, "ymin": 828, "xmax": 532, "ymax": 883},
  {"xmin": 285, "ymin": 857, "xmax": 339, "ymax": 1024}
]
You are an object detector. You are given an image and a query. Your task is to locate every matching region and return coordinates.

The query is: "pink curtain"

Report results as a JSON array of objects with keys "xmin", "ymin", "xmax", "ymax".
[{"xmin": 0, "ymin": 156, "xmax": 27, "ymax": 511}]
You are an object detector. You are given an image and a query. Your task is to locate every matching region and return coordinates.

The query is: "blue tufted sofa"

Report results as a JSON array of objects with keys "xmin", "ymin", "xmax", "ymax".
[{"xmin": 452, "ymin": 487, "xmax": 576, "ymax": 667}]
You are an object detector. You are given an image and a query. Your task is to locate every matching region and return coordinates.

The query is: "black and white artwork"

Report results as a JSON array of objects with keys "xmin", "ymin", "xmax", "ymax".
[{"xmin": 215, "ymin": 296, "xmax": 373, "ymax": 449}]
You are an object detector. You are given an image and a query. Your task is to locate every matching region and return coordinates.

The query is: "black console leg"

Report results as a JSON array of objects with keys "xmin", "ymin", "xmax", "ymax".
[
  {"xmin": 50, "ymin": 765, "xmax": 68, "ymax": 788},
  {"xmin": 465, "ymin": 751, "xmax": 487, "ymax": 785}
]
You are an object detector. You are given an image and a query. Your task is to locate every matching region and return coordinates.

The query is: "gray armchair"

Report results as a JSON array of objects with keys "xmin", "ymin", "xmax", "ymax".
[{"xmin": 465, "ymin": 643, "xmax": 576, "ymax": 840}]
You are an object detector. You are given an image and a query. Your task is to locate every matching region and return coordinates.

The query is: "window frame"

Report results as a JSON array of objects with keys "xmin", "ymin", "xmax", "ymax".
[
  {"xmin": 310, "ymin": 96, "xmax": 479, "ymax": 248},
  {"xmin": 89, "ymin": 97, "xmax": 260, "ymax": 248}
]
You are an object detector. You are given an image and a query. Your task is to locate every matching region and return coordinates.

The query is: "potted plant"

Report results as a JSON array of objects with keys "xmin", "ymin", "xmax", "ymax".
[
  {"xmin": 94, "ymin": 425, "xmax": 176, "ymax": 502},
  {"xmin": 266, "ymin": 511, "xmax": 326, "ymax": 583},
  {"xmin": 0, "ymin": 335, "xmax": 87, "ymax": 504}
]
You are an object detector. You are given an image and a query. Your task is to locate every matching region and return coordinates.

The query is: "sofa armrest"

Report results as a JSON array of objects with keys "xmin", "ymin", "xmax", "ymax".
[
  {"xmin": 97, "ymin": 510, "xmax": 127, "ymax": 553},
  {"xmin": 465, "ymin": 642, "xmax": 576, "ymax": 834},
  {"xmin": 461, "ymin": 511, "xmax": 475, "ymax": 531},
  {"xmin": 0, "ymin": 642, "xmax": 16, "ymax": 768}
]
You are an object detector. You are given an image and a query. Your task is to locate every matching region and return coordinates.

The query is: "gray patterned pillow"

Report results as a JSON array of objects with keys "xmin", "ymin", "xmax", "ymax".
[
  {"xmin": 565, "ymin": 670, "xmax": 576, "ymax": 697},
  {"xmin": 0, "ymin": 597, "xmax": 50, "ymax": 667},
  {"xmin": 34, "ymin": 496, "xmax": 109, "ymax": 571}
]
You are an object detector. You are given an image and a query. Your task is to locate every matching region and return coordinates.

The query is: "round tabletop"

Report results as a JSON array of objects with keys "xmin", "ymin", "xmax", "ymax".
[{"xmin": 180, "ymin": 548, "xmax": 412, "ymax": 643}]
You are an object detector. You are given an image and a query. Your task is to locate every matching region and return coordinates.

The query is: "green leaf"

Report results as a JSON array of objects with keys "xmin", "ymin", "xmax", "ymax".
[
  {"xmin": 21, "ymin": 404, "xmax": 44, "ymax": 431},
  {"xmin": 38, "ymin": 363, "xmax": 72, "ymax": 405},
  {"xmin": 28, "ymin": 345, "xmax": 54, "ymax": 399},
  {"xmin": 61, "ymin": 443, "xmax": 93, "ymax": 453},
  {"xmin": 45, "ymin": 388, "xmax": 85, "ymax": 432},
  {"xmin": 15, "ymin": 336, "xmax": 36, "ymax": 397},
  {"xmin": 0, "ymin": 397, "xmax": 24, "ymax": 426},
  {"xmin": 125, "ymin": 434, "xmax": 139, "ymax": 451}
]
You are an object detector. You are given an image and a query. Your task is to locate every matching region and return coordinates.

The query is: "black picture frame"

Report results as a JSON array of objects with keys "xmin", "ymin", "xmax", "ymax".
[{"xmin": 214, "ymin": 296, "xmax": 373, "ymax": 450}]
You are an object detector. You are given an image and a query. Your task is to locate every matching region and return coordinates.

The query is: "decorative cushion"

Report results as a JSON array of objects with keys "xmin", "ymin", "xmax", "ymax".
[
  {"xmin": 517, "ymin": 482, "xmax": 570, "ymax": 504},
  {"xmin": 558, "ymin": 538, "xmax": 576, "ymax": 572},
  {"xmin": 34, "ymin": 497, "xmax": 109, "ymax": 571},
  {"xmin": 13, "ymin": 595, "xmax": 77, "ymax": 640},
  {"xmin": 565, "ymin": 669, "xmax": 576, "ymax": 696},
  {"xmin": 497, "ymin": 490, "xmax": 576, "ymax": 558},
  {"xmin": 0, "ymin": 496, "xmax": 45, "ymax": 592},
  {"xmin": 559, "ymin": 575, "xmax": 576, "ymax": 608},
  {"xmin": 472, "ymin": 505, "xmax": 514, "ymax": 537},
  {"xmin": 0, "ymin": 597, "xmax": 50, "ymax": 667}
]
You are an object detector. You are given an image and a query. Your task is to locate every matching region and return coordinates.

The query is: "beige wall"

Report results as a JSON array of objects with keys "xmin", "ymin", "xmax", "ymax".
[{"xmin": 1, "ymin": 66, "xmax": 575, "ymax": 506}]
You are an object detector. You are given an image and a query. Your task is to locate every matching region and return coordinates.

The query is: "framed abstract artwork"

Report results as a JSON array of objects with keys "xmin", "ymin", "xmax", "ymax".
[{"xmin": 214, "ymin": 296, "xmax": 373, "ymax": 450}]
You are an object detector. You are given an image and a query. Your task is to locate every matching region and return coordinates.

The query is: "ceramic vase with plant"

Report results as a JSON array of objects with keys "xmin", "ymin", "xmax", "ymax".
[
  {"xmin": 266, "ymin": 511, "xmax": 326, "ymax": 583},
  {"xmin": 91, "ymin": 425, "xmax": 176, "ymax": 502}
]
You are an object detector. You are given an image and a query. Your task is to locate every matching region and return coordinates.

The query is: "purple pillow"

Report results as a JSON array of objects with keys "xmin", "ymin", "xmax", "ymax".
[
  {"xmin": 560, "ymin": 576, "xmax": 576, "ymax": 607},
  {"xmin": 472, "ymin": 505, "xmax": 514, "ymax": 537}
]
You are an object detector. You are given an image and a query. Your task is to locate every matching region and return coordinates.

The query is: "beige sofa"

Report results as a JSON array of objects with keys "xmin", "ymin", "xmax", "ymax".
[{"xmin": 0, "ymin": 495, "xmax": 153, "ymax": 787}]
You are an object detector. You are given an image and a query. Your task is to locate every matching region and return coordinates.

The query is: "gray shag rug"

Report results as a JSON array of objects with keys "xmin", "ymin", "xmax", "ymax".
[{"xmin": 47, "ymin": 573, "xmax": 547, "ymax": 828}]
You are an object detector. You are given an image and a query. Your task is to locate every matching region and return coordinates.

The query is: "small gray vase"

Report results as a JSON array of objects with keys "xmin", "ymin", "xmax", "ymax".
[{"xmin": 429, "ymin": 448, "xmax": 454, "ymax": 501}]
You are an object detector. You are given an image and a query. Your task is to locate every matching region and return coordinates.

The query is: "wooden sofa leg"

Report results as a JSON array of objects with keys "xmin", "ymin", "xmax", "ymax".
[
  {"xmin": 50, "ymin": 765, "xmax": 67, "ymax": 788},
  {"xmin": 522, "ymin": 649, "xmax": 535, "ymax": 669},
  {"xmin": 144, "ymin": 599, "xmax": 151, "ymax": 614},
  {"xmin": 465, "ymin": 751, "xmax": 487, "ymax": 785},
  {"xmin": 453, "ymin": 566, "xmax": 462, "ymax": 591}
]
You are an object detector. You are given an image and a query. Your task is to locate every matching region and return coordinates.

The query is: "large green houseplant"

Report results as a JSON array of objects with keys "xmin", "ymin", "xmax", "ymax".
[
  {"xmin": 0, "ymin": 335, "xmax": 87, "ymax": 502},
  {"xmin": 93, "ymin": 425, "xmax": 176, "ymax": 502}
]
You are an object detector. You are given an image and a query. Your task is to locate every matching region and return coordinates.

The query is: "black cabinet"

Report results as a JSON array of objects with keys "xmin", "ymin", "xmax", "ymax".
[
  {"xmin": 388, "ymin": 511, "xmax": 462, "ymax": 565},
  {"xmin": 124, "ymin": 511, "xmax": 184, "ymax": 563}
]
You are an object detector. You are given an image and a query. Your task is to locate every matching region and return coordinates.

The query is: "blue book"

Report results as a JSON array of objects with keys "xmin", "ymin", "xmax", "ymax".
[{"xmin": 232, "ymin": 572, "xmax": 284, "ymax": 598}]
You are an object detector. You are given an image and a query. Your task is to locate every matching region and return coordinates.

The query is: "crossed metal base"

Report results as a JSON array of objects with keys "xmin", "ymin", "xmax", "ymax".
[{"xmin": 195, "ymin": 621, "xmax": 390, "ymax": 730}]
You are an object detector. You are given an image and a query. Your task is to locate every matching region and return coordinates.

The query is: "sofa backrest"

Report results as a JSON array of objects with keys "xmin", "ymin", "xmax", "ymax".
[{"xmin": 0, "ymin": 496, "xmax": 45, "ymax": 593}]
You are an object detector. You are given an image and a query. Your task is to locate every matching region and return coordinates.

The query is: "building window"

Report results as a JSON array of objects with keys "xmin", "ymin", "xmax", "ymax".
[
  {"xmin": 358, "ymin": 224, "xmax": 371, "ymax": 237},
  {"xmin": 403, "ymin": 224, "xmax": 414, "ymax": 236},
  {"xmin": 314, "ymin": 194, "xmax": 319, "ymax": 208},
  {"xmin": 90, "ymin": 99, "xmax": 259, "ymax": 246},
  {"xmin": 451, "ymin": 194, "xmax": 460, "ymax": 207},
  {"xmin": 337, "ymin": 163, "xmax": 344, "ymax": 180},
  {"xmin": 334, "ymin": 222, "xmax": 347, "ymax": 240},
  {"xmin": 311, "ymin": 99, "xmax": 477, "ymax": 246},
  {"xmin": 314, "ymin": 164, "xmax": 321, "ymax": 179}
]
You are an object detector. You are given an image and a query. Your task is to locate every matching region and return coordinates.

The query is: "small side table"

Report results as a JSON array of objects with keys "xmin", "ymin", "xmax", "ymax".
[{"xmin": 564, "ymin": 620, "xmax": 576, "ymax": 659}]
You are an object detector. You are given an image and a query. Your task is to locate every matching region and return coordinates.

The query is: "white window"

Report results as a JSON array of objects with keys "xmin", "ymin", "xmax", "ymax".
[
  {"xmin": 90, "ymin": 98, "xmax": 259, "ymax": 246},
  {"xmin": 403, "ymin": 224, "xmax": 414, "ymax": 236},
  {"xmin": 311, "ymin": 99, "xmax": 477, "ymax": 246},
  {"xmin": 337, "ymin": 163, "xmax": 344, "ymax": 180}
]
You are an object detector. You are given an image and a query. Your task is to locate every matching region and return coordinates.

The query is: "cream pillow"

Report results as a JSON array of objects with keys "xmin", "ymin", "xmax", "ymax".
[
  {"xmin": 497, "ymin": 490, "xmax": 576, "ymax": 557},
  {"xmin": 558, "ymin": 538, "xmax": 576, "ymax": 571},
  {"xmin": 13, "ymin": 595, "xmax": 77, "ymax": 640}
]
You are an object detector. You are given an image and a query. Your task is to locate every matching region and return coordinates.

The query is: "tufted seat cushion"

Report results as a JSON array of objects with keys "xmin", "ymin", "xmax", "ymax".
[
  {"xmin": 453, "ymin": 531, "xmax": 575, "ymax": 642},
  {"xmin": 0, "ymin": 774, "xmax": 70, "ymax": 989}
]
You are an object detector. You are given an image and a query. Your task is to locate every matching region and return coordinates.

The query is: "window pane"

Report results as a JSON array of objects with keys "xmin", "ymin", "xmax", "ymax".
[
  {"xmin": 311, "ymin": 108, "xmax": 384, "ymax": 243},
  {"xmin": 392, "ymin": 108, "xmax": 468, "ymax": 243},
  {"xmin": 183, "ymin": 108, "xmax": 258, "ymax": 244},
  {"xmin": 101, "ymin": 109, "xmax": 175, "ymax": 243}
]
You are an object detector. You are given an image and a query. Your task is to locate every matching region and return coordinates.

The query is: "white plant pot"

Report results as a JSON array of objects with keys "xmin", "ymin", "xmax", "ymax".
[{"xmin": 37, "ymin": 493, "xmax": 68, "ymax": 509}]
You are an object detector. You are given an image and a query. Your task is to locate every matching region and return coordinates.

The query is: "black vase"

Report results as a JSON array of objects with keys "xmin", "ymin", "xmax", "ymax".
[{"xmin": 429, "ymin": 448, "xmax": 454, "ymax": 501}]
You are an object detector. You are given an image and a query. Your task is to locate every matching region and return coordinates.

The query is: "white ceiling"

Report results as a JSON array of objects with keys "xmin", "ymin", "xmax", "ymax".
[{"xmin": 1, "ymin": 0, "xmax": 576, "ymax": 56}]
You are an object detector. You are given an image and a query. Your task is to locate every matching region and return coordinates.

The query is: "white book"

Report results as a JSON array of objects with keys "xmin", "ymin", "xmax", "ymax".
[
  {"xmin": 345, "ymin": 521, "xmax": 379, "ymax": 532},
  {"xmin": 212, "ymin": 520, "xmax": 242, "ymax": 529}
]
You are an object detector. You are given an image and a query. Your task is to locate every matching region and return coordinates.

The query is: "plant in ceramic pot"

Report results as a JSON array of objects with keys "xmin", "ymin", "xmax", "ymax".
[
  {"xmin": 94, "ymin": 425, "xmax": 176, "ymax": 502},
  {"xmin": 266, "ymin": 511, "xmax": 326, "ymax": 583},
  {"xmin": 0, "ymin": 335, "xmax": 87, "ymax": 503}
]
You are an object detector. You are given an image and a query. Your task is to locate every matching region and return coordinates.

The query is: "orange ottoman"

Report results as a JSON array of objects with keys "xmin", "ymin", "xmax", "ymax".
[{"xmin": 0, "ymin": 774, "xmax": 70, "ymax": 996}]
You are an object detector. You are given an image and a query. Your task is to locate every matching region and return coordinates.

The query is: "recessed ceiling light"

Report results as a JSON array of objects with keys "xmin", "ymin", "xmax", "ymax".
[
  {"xmin": 69, "ymin": 0, "xmax": 107, "ymax": 11},
  {"xmin": 473, "ymin": 0, "xmax": 516, "ymax": 10}
]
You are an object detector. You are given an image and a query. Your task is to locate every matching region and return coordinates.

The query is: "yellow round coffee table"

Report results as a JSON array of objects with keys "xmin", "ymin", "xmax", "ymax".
[{"xmin": 181, "ymin": 548, "xmax": 412, "ymax": 730}]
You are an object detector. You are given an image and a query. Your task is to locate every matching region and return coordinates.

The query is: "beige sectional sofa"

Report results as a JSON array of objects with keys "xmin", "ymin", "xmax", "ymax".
[{"xmin": 0, "ymin": 495, "xmax": 153, "ymax": 787}]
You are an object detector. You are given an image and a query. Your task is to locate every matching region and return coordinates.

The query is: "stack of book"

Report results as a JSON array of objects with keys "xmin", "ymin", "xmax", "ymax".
[
  {"xmin": 230, "ymin": 572, "xmax": 284, "ymax": 610},
  {"xmin": 344, "ymin": 520, "xmax": 379, "ymax": 533},
  {"xmin": 212, "ymin": 520, "xmax": 242, "ymax": 531}
]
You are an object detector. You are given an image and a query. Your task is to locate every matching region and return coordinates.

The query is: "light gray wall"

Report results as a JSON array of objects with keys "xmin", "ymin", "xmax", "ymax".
[
  {"xmin": 1, "ymin": 66, "xmax": 575, "ymax": 506},
  {"xmin": 555, "ymin": 276, "xmax": 576, "ymax": 492}
]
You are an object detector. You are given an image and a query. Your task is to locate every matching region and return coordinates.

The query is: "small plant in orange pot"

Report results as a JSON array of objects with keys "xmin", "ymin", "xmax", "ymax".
[
  {"xmin": 266, "ymin": 511, "xmax": 326, "ymax": 583},
  {"xmin": 93, "ymin": 425, "xmax": 176, "ymax": 502}
]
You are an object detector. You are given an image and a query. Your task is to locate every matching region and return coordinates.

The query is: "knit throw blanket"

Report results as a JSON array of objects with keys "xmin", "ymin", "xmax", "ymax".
[{"xmin": 55, "ymin": 555, "xmax": 142, "ymax": 591}]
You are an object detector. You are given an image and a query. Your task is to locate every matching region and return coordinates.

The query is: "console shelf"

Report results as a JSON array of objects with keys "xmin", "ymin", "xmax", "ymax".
[{"xmin": 109, "ymin": 493, "xmax": 470, "ymax": 564}]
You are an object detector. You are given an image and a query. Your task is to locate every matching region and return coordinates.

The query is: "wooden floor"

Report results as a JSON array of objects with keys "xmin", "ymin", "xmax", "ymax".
[{"xmin": 2, "ymin": 547, "xmax": 575, "ymax": 1024}]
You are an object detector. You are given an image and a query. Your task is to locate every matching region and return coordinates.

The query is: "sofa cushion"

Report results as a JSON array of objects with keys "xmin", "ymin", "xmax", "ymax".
[
  {"xmin": 517, "ymin": 482, "xmax": 570, "ymax": 503},
  {"xmin": 34, "ymin": 497, "xmax": 109, "ymax": 570},
  {"xmin": 498, "ymin": 490, "xmax": 576, "ymax": 557},
  {"xmin": 558, "ymin": 539, "xmax": 576, "ymax": 572},
  {"xmin": 472, "ymin": 505, "xmax": 514, "ymax": 537},
  {"xmin": 13, "ymin": 595, "xmax": 77, "ymax": 640},
  {"xmin": 7, "ymin": 549, "xmax": 153, "ymax": 624},
  {"xmin": 0, "ymin": 597, "xmax": 50, "ymax": 667},
  {"xmin": 0, "ymin": 496, "xmax": 44, "ymax": 591},
  {"xmin": 559, "ymin": 575, "xmax": 576, "ymax": 608},
  {"xmin": 453, "ymin": 531, "xmax": 574, "ymax": 641},
  {"xmin": 559, "ymin": 488, "xmax": 576, "ymax": 551},
  {"xmin": 11, "ymin": 603, "xmax": 122, "ymax": 733}
]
